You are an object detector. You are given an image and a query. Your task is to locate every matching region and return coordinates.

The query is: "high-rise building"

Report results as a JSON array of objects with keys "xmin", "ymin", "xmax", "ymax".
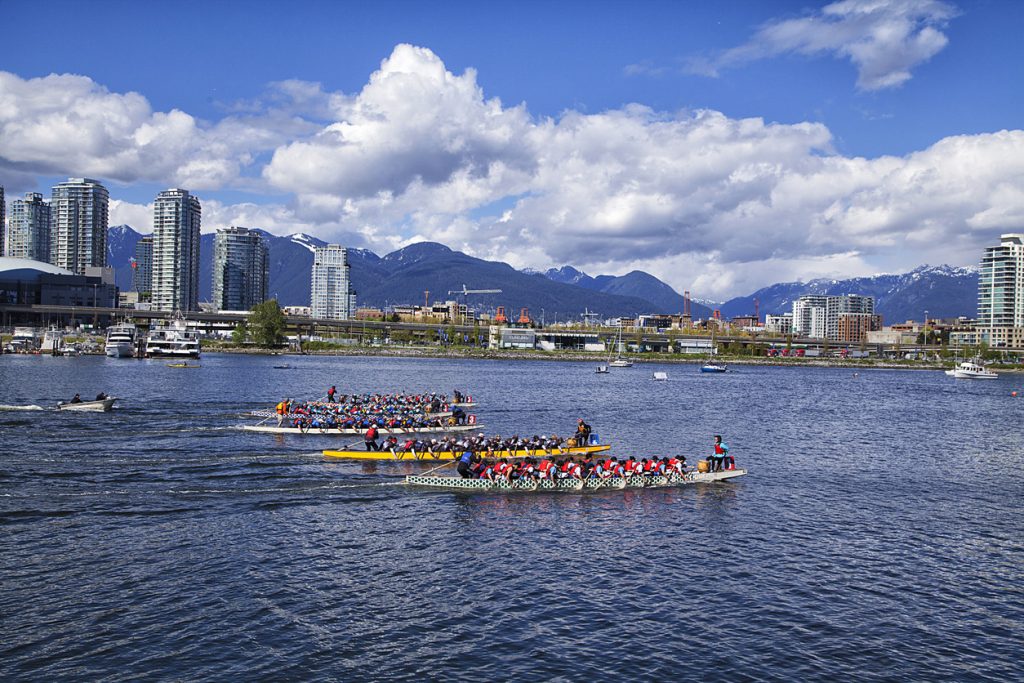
[
  {"xmin": 310, "ymin": 245, "xmax": 355, "ymax": 319},
  {"xmin": 792, "ymin": 294, "xmax": 876, "ymax": 340},
  {"xmin": 132, "ymin": 236, "xmax": 153, "ymax": 295},
  {"xmin": 212, "ymin": 227, "xmax": 269, "ymax": 311},
  {"xmin": 6, "ymin": 192, "xmax": 52, "ymax": 261},
  {"xmin": 978, "ymin": 233, "xmax": 1024, "ymax": 348},
  {"xmin": 0, "ymin": 185, "xmax": 5, "ymax": 256},
  {"xmin": 151, "ymin": 189, "xmax": 201, "ymax": 312},
  {"xmin": 50, "ymin": 178, "xmax": 109, "ymax": 274}
]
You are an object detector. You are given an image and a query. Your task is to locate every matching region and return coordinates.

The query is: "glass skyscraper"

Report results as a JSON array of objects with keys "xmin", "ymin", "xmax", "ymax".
[
  {"xmin": 310, "ymin": 245, "xmax": 355, "ymax": 319},
  {"xmin": 151, "ymin": 189, "xmax": 202, "ymax": 312},
  {"xmin": 50, "ymin": 178, "xmax": 109, "ymax": 274},
  {"xmin": 978, "ymin": 233, "xmax": 1024, "ymax": 348},
  {"xmin": 6, "ymin": 192, "xmax": 52, "ymax": 262},
  {"xmin": 132, "ymin": 236, "xmax": 153, "ymax": 295},
  {"xmin": 212, "ymin": 227, "xmax": 269, "ymax": 311}
]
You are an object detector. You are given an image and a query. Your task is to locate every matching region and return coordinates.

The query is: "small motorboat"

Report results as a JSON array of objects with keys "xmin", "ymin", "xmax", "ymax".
[
  {"xmin": 596, "ymin": 365, "xmax": 609, "ymax": 374},
  {"xmin": 653, "ymin": 371, "xmax": 668, "ymax": 381},
  {"xmin": 701, "ymin": 363, "xmax": 728, "ymax": 373},
  {"xmin": 273, "ymin": 364, "xmax": 292, "ymax": 370},
  {"xmin": 57, "ymin": 397, "xmax": 118, "ymax": 412},
  {"xmin": 609, "ymin": 358, "xmax": 633, "ymax": 368}
]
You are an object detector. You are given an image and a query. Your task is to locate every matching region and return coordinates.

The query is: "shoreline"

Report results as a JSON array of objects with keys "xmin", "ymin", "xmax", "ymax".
[{"xmin": 201, "ymin": 345, "xmax": 1024, "ymax": 372}]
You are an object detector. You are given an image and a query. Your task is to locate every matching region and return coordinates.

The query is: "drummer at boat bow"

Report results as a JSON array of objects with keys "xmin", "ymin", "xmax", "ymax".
[{"xmin": 574, "ymin": 419, "xmax": 592, "ymax": 446}]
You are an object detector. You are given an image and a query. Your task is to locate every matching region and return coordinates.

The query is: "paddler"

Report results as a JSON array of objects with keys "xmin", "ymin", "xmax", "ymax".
[
  {"xmin": 275, "ymin": 398, "xmax": 288, "ymax": 426},
  {"xmin": 363, "ymin": 425, "xmax": 379, "ymax": 451},
  {"xmin": 457, "ymin": 450, "xmax": 479, "ymax": 478}
]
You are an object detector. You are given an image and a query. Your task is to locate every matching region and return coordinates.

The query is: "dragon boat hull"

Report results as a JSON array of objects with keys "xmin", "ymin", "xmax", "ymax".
[
  {"xmin": 249, "ymin": 410, "xmax": 454, "ymax": 419},
  {"xmin": 242, "ymin": 423, "xmax": 483, "ymax": 436},
  {"xmin": 406, "ymin": 468, "xmax": 747, "ymax": 491},
  {"xmin": 322, "ymin": 444, "xmax": 611, "ymax": 461}
]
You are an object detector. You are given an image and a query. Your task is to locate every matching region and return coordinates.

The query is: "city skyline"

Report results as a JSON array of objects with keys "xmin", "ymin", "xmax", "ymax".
[{"xmin": 1, "ymin": 1, "xmax": 1022, "ymax": 299}]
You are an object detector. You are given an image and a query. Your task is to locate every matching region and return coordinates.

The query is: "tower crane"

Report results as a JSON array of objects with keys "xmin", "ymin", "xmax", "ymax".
[{"xmin": 447, "ymin": 285, "xmax": 502, "ymax": 324}]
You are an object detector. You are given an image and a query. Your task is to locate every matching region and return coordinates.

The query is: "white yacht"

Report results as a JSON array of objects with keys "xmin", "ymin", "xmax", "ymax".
[
  {"xmin": 949, "ymin": 359, "xmax": 998, "ymax": 380},
  {"xmin": 145, "ymin": 318, "xmax": 201, "ymax": 358},
  {"xmin": 105, "ymin": 323, "xmax": 138, "ymax": 358}
]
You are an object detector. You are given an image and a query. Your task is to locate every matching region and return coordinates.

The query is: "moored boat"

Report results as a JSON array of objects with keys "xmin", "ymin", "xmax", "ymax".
[
  {"xmin": 323, "ymin": 443, "xmax": 611, "ymax": 461},
  {"xmin": 146, "ymin": 317, "xmax": 201, "ymax": 358},
  {"xmin": 57, "ymin": 397, "xmax": 118, "ymax": 412},
  {"xmin": 701, "ymin": 363, "xmax": 728, "ymax": 373},
  {"xmin": 105, "ymin": 323, "xmax": 137, "ymax": 358},
  {"xmin": 406, "ymin": 468, "xmax": 747, "ymax": 491}
]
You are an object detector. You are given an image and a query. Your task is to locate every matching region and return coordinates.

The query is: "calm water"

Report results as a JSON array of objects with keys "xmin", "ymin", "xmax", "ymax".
[{"xmin": 1, "ymin": 353, "xmax": 1022, "ymax": 681}]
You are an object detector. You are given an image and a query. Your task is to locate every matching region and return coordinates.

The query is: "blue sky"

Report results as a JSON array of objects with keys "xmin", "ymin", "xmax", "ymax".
[{"xmin": 1, "ymin": 0, "xmax": 1022, "ymax": 298}]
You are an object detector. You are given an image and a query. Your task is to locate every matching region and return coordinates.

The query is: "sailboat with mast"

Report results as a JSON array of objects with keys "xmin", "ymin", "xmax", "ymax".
[{"xmin": 608, "ymin": 321, "xmax": 633, "ymax": 368}]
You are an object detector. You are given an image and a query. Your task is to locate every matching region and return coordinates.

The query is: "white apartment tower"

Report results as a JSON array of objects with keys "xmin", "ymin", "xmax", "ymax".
[
  {"xmin": 151, "ymin": 189, "xmax": 202, "ymax": 312},
  {"xmin": 310, "ymin": 245, "xmax": 354, "ymax": 319},
  {"xmin": 978, "ymin": 233, "xmax": 1024, "ymax": 348},
  {"xmin": 0, "ymin": 185, "xmax": 5, "ymax": 256},
  {"xmin": 212, "ymin": 227, "xmax": 269, "ymax": 311},
  {"xmin": 50, "ymin": 178, "xmax": 109, "ymax": 273},
  {"xmin": 792, "ymin": 294, "xmax": 876, "ymax": 340},
  {"xmin": 6, "ymin": 192, "xmax": 52, "ymax": 261}
]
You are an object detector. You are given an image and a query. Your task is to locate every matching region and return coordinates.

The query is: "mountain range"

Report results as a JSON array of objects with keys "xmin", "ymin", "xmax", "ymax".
[{"xmin": 106, "ymin": 225, "xmax": 980, "ymax": 323}]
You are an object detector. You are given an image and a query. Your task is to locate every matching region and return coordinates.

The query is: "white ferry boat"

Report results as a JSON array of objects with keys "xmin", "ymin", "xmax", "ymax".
[
  {"xmin": 145, "ymin": 318, "xmax": 201, "ymax": 358},
  {"xmin": 105, "ymin": 323, "xmax": 138, "ymax": 358},
  {"xmin": 949, "ymin": 359, "xmax": 998, "ymax": 380}
]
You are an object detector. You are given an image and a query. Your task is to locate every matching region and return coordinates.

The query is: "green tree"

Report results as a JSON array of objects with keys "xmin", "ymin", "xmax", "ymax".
[
  {"xmin": 250, "ymin": 300, "xmax": 286, "ymax": 347},
  {"xmin": 231, "ymin": 320, "xmax": 249, "ymax": 345}
]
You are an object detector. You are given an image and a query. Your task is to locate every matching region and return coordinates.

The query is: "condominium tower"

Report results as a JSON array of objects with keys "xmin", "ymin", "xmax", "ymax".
[
  {"xmin": 132, "ymin": 236, "xmax": 153, "ymax": 294},
  {"xmin": 50, "ymin": 178, "xmax": 109, "ymax": 274},
  {"xmin": 310, "ymin": 244, "xmax": 355, "ymax": 319},
  {"xmin": 6, "ymin": 192, "xmax": 52, "ymax": 261},
  {"xmin": 212, "ymin": 227, "xmax": 269, "ymax": 311},
  {"xmin": 151, "ymin": 189, "xmax": 202, "ymax": 312},
  {"xmin": 792, "ymin": 294, "xmax": 879, "ymax": 342},
  {"xmin": 978, "ymin": 233, "xmax": 1024, "ymax": 348},
  {"xmin": 0, "ymin": 186, "xmax": 4, "ymax": 256}
]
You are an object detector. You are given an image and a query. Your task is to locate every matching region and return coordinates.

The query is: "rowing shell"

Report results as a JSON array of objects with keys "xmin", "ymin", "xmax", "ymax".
[
  {"xmin": 242, "ymin": 423, "xmax": 484, "ymax": 435},
  {"xmin": 406, "ymin": 468, "xmax": 747, "ymax": 491},
  {"xmin": 322, "ymin": 443, "xmax": 612, "ymax": 461}
]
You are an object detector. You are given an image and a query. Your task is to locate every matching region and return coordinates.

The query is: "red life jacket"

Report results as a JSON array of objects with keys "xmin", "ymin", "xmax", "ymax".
[
  {"xmin": 365, "ymin": 427, "xmax": 377, "ymax": 439},
  {"xmin": 603, "ymin": 459, "xmax": 614, "ymax": 471},
  {"xmin": 538, "ymin": 460, "xmax": 553, "ymax": 473},
  {"xmin": 715, "ymin": 443, "xmax": 726, "ymax": 455}
]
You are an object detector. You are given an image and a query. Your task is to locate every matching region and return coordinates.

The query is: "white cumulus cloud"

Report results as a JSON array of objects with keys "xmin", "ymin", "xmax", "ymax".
[{"xmin": 694, "ymin": 0, "xmax": 957, "ymax": 90}]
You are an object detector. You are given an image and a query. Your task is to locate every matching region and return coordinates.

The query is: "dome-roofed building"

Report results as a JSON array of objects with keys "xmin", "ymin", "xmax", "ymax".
[{"xmin": 0, "ymin": 256, "xmax": 119, "ymax": 326}]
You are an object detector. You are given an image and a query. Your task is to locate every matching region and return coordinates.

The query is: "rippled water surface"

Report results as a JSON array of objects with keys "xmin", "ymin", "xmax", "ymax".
[{"xmin": 2, "ymin": 353, "xmax": 1022, "ymax": 681}]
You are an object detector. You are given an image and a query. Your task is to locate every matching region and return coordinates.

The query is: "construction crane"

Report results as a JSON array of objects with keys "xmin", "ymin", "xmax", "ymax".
[{"xmin": 446, "ymin": 285, "xmax": 502, "ymax": 324}]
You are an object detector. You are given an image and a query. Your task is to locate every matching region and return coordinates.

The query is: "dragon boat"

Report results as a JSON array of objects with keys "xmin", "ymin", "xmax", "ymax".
[
  {"xmin": 249, "ymin": 409, "xmax": 455, "ymax": 419},
  {"xmin": 242, "ymin": 422, "xmax": 482, "ymax": 436},
  {"xmin": 406, "ymin": 468, "xmax": 747, "ymax": 491},
  {"xmin": 322, "ymin": 443, "xmax": 611, "ymax": 461}
]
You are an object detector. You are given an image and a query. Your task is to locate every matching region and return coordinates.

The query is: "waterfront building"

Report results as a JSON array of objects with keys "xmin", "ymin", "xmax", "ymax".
[
  {"xmin": 151, "ymin": 189, "xmax": 201, "ymax": 312},
  {"xmin": 132, "ymin": 236, "xmax": 153, "ymax": 295},
  {"xmin": 792, "ymin": 296, "xmax": 828, "ymax": 338},
  {"xmin": 50, "ymin": 178, "xmax": 109, "ymax": 274},
  {"xmin": 792, "ymin": 294, "xmax": 876, "ymax": 340},
  {"xmin": 0, "ymin": 256, "xmax": 118, "ymax": 324},
  {"xmin": 836, "ymin": 313, "xmax": 883, "ymax": 344},
  {"xmin": 764, "ymin": 313, "xmax": 793, "ymax": 335},
  {"xmin": 6, "ymin": 192, "xmax": 51, "ymax": 262},
  {"xmin": 310, "ymin": 245, "xmax": 355, "ymax": 320},
  {"xmin": 978, "ymin": 233, "xmax": 1024, "ymax": 348},
  {"xmin": 212, "ymin": 227, "xmax": 268, "ymax": 311},
  {"xmin": 0, "ymin": 185, "xmax": 4, "ymax": 256}
]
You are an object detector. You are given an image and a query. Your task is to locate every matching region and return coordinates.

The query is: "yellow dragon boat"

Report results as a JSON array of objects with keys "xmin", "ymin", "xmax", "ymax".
[{"xmin": 323, "ymin": 443, "xmax": 611, "ymax": 461}]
